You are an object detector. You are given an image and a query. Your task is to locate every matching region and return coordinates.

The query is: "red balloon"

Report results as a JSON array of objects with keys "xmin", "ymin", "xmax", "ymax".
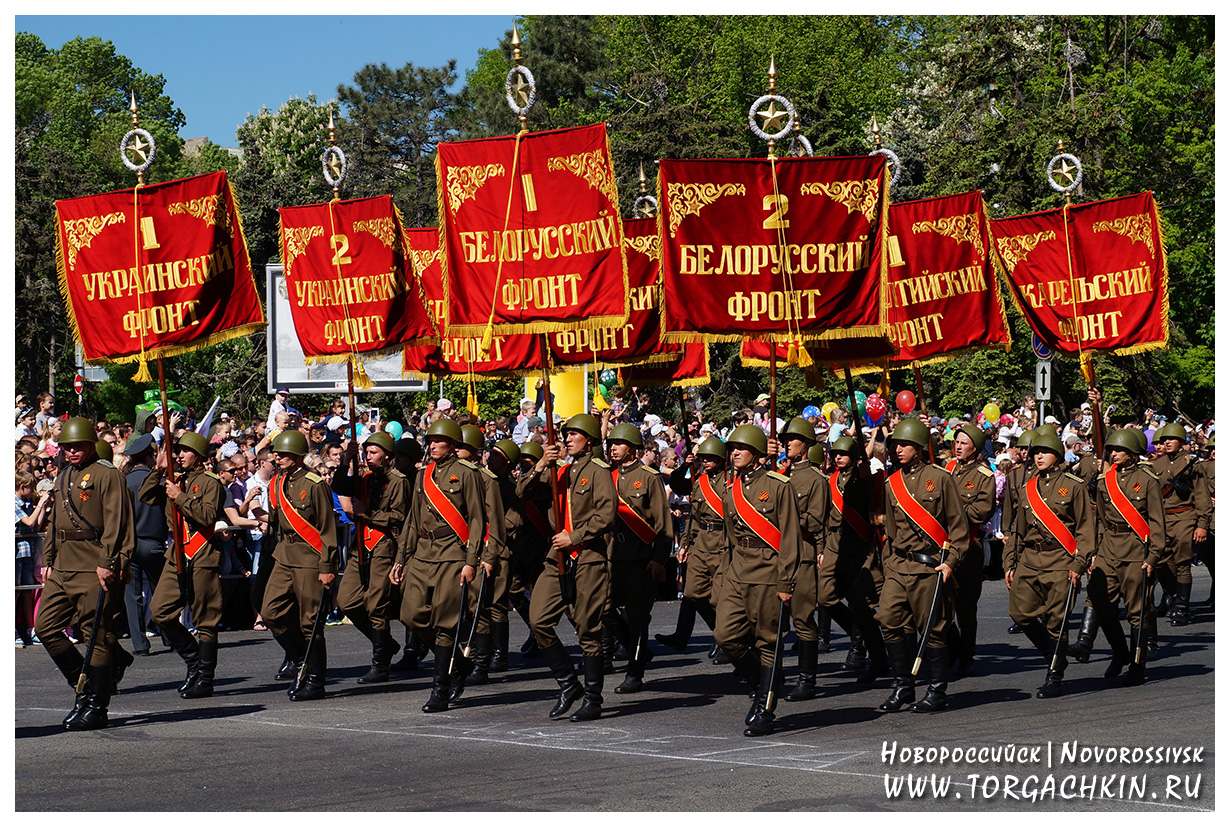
[
  {"xmin": 865, "ymin": 393, "xmax": 887, "ymax": 423},
  {"xmin": 896, "ymin": 390, "xmax": 916, "ymax": 414}
]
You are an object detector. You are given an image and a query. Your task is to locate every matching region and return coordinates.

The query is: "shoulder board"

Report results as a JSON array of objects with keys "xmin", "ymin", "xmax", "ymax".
[
  {"xmin": 1064, "ymin": 472, "xmax": 1083, "ymax": 483},
  {"xmin": 203, "ymin": 470, "xmax": 220, "ymax": 480},
  {"xmin": 647, "ymin": 466, "xmax": 663, "ymax": 475},
  {"xmin": 458, "ymin": 459, "xmax": 478, "ymax": 470},
  {"xmin": 977, "ymin": 466, "xmax": 994, "ymax": 478},
  {"xmin": 305, "ymin": 472, "xmax": 323, "ymax": 484},
  {"xmin": 591, "ymin": 458, "xmax": 610, "ymax": 469},
  {"xmin": 767, "ymin": 471, "xmax": 790, "ymax": 483},
  {"xmin": 555, "ymin": 459, "xmax": 568, "ymax": 468},
  {"xmin": 482, "ymin": 467, "xmax": 498, "ymax": 479},
  {"xmin": 388, "ymin": 468, "xmax": 405, "ymax": 479},
  {"xmin": 96, "ymin": 459, "xmax": 114, "ymax": 469},
  {"xmin": 1098, "ymin": 473, "xmax": 1107, "ymax": 481},
  {"xmin": 930, "ymin": 463, "xmax": 946, "ymax": 472},
  {"xmin": 1141, "ymin": 467, "xmax": 1159, "ymax": 480}
]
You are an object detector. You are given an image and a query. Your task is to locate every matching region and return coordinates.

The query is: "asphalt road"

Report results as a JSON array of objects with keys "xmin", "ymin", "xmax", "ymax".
[{"xmin": 15, "ymin": 568, "xmax": 1214, "ymax": 812}]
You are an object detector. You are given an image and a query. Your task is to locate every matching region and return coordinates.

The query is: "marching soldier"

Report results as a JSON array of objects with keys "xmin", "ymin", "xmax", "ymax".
[
  {"xmin": 455, "ymin": 424, "xmax": 507, "ymax": 686},
  {"xmin": 483, "ymin": 439, "xmax": 524, "ymax": 673},
  {"xmin": 523, "ymin": 414, "xmax": 616, "ymax": 721},
  {"xmin": 511, "ymin": 440, "xmax": 551, "ymax": 658},
  {"xmin": 332, "ymin": 432, "xmax": 409, "ymax": 684},
  {"xmin": 261, "ymin": 430, "xmax": 339, "ymax": 701},
  {"xmin": 818, "ymin": 437, "xmax": 887, "ymax": 683},
  {"xmin": 657, "ymin": 436, "xmax": 727, "ymax": 654},
  {"xmin": 1088, "ymin": 428, "xmax": 1165, "ymax": 685},
  {"xmin": 1002, "ymin": 430, "xmax": 1036, "ymax": 634},
  {"xmin": 138, "ymin": 431, "xmax": 228, "ymax": 699},
  {"xmin": 390, "ymin": 419, "xmax": 489, "ymax": 712},
  {"xmin": 389, "ymin": 435, "xmax": 429, "ymax": 672},
  {"xmin": 1152, "ymin": 422, "xmax": 1212, "ymax": 626},
  {"xmin": 1197, "ymin": 435, "xmax": 1214, "ymax": 609},
  {"xmin": 772, "ymin": 418, "xmax": 826, "ymax": 702},
  {"xmin": 944, "ymin": 423, "xmax": 997, "ymax": 676},
  {"xmin": 603, "ymin": 423, "xmax": 672, "ymax": 695},
  {"xmin": 36, "ymin": 418, "xmax": 134, "ymax": 730},
  {"xmin": 714, "ymin": 424, "xmax": 802, "ymax": 737},
  {"xmin": 1004, "ymin": 429, "xmax": 1094, "ymax": 698},
  {"xmin": 878, "ymin": 418, "xmax": 968, "ymax": 714}
]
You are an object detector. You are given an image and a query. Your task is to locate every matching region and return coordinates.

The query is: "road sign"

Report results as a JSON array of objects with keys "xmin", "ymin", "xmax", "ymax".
[
  {"xmin": 73, "ymin": 374, "xmax": 83, "ymax": 394},
  {"xmin": 1035, "ymin": 360, "xmax": 1052, "ymax": 401},
  {"xmin": 1031, "ymin": 334, "xmax": 1053, "ymax": 361}
]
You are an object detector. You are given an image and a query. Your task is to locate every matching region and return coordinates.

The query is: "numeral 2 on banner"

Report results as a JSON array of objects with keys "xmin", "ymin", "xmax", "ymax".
[{"xmin": 762, "ymin": 194, "xmax": 790, "ymax": 230}]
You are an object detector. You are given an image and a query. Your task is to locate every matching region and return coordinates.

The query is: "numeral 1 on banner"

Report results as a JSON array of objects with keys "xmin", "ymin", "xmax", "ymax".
[{"xmin": 140, "ymin": 216, "xmax": 160, "ymax": 250}]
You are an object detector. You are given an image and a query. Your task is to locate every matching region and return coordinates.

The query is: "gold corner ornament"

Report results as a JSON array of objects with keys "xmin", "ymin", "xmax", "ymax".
[
  {"xmin": 665, "ymin": 182, "xmax": 747, "ymax": 238},
  {"xmin": 352, "ymin": 216, "xmax": 397, "ymax": 249},
  {"xmin": 623, "ymin": 234, "xmax": 661, "ymax": 261},
  {"xmin": 799, "ymin": 178, "xmax": 881, "ymax": 224},
  {"xmin": 911, "ymin": 213, "xmax": 985, "ymax": 258},
  {"xmin": 62, "ymin": 212, "xmax": 127, "ymax": 269},
  {"xmin": 994, "ymin": 230, "xmax": 1057, "ymax": 274},
  {"xmin": 167, "ymin": 195, "xmax": 222, "ymax": 228},
  {"xmin": 282, "ymin": 225, "xmax": 325, "ymax": 278},
  {"xmin": 444, "ymin": 164, "xmax": 507, "ymax": 216},
  {"xmin": 1091, "ymin": 213, "xmax": 1155, "ymax": 257},
  {"xmin": 546, "ymin": 150, "xmax": 618, "ymax": 208}
]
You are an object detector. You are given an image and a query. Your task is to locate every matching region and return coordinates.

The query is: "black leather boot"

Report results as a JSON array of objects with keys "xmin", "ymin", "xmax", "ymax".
[
  {"xmin": 541, "ymin": 640, "xmax": 582, "ymax": 719},
  {"xmin": 289, "ymin": 638, "xmax": 327, "ymax": 701},
  {"xmin": 181, "ymin": 640, "xmax": 216, "ymax": 698},
  {"xmin": 359, "ymin": 627, "xmax": 397, "ymax": 684},
  {"xmin": 273, "ymin": 630, "xmax": 306, "ymax": 684},
  {"xmin": 448, "ymin": 650, "xmax": 474, "ymax": 702},
  {"xmin": 1036, "ymin": 637, "xmax": 1066, "ymax": 698},
  {"xmin": 570, "ymin": 655, "xmax": 605, "ymax": 721},
  {"xmin": 51, "ymin": 647, "xmax": 87, "ymax": 727},
  {"xmin": 784, "ymin": 640, "xmax": 818, "ymax": 701},
  {"xmin": 656, "ymin": 599, "xmax": 696, "ymax": 651},
  {"xmin": 275, "ymin": 656, "xmax": 297, "ymax": 681},
  {"xmin": 843, "ymin": 624, "xmax": 867, "ymax": 672},
  {"xmin": 1068, "ymin": 607, "xmax": 1099, "ymax": 663},
  {"xmin": 64, "ymin": 664, "xmax": 112, "ymax": 731},
  {"xmin": 162, "ymin": 620, "xmax": 201, "ymax": 694},
  {"xmin": 615, "ymin": 655, "xmax": 645, "ymax": 694},
  {"xmin": 1101, "ymin": 615, "xmax": 1129, "ymax": 679},
  {"xmin": 877, "ymin": 639, "xmax": 916, "ymax": 712},
  {"xmin": 1145, "ymin": 611, "xmax": 1159, "ymax": 661},
  {"xmin": 815, "ymin": 605, "xmax": 832, "ymax": 653},
  {"xmin": 1020, "ymin": 618, "xmax": 1054, "ymax": 659},
  {"xmin": 1120, "ymin": 628, "xmax": 1145, "ymax": 685},
  {"xmin": 392, "ymin": 630, "xmax": 427, "ymax": 671},
  {"xmin": 858, "ymin": 624, "xmax": 889, "ymax": 683},
  {"xmin": 1169, "ymin": 582, "xmax": 1192, "ymax": 626},
  {"xmin": 600, "ymin": 626, "xmax": 616, "ymax": 674},
  {"xmin": 910, "ymin": 647, "xmax": 948, "ymax": 712},
  {"xmin": 490, "ymin": 621, "xmax": 509, "ymax": 673},
  {"xmin": 744, "ymin": 665, "xmax": 777, "ymax": 737},
  {"xmin": 469, "ymin": 632, "xmax": 492, "ymax": 686},
  {"xmin": 422, "ymin": 644, "xmax": 453, "ymax": 713},
  {"xmin": 110, "ymin": 641, "xmax": 134, "ymax": 694}
]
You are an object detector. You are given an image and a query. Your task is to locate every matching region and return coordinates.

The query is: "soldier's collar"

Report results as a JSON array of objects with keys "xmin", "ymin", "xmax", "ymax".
[{"xmin": 618, "ymin": 456, "xmax": 640, "ymax": 470}]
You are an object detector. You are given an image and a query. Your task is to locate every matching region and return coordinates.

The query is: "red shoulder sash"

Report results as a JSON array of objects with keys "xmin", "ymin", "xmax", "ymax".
[
  {"xmin": 731, "ymin": 474, "xmax": 781, "ymax": 551},
  {"xmin": 1106, "ymin": 464, "xmax": 1150, "ymax": 543},
  {"xmin": 829, "ymin": 471, "xmax": 871, "ymax": 542},
  {"xmin": 698, "ymin": 473, "xmax": 725, "ymax": 519},
  {"xmin": 272, "ymin": 472, "xmax": 324, "ymax": 554},
  {"xmin": 423, "ymin": 462, "xmax": 471, "ymax": 544},
  {"xmin": 1025, "ymin": 476, "xmax": 1077, "ymax": 555},
  {"xmin": 887, "ymin": 469, "xmax": 949, "ymax": 551},
  {"xmin": 613, "ymin": 468, "xmax": 658, "ymax": 544}
]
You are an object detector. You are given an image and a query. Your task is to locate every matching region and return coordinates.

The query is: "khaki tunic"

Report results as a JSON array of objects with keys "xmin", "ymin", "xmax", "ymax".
[
  {"xmin": 1090, "ymin": 461, "xmax": 1166, "ymax": 629},
  {"xmin": 947, "ymin": 458, "xmax": 997, "ymax": 622},
  {"xmin": 335, "ymin": 467, "xmax": 409, "ymax": 630},
  {"xmin": 682, "ymin": 469, "xmax": 727, "ymax": 611},
  {"xmin": 1000, "ymin": 462, "xmax": 1034, "ymax": 567},
  {"xmin": 139, "ymin": 465, "xmax": 227, "ymax": 642},
  {"xmin": 713, "ymin": 465, "xmax": 802, "ymax": 666},
  {"xmin": 510, "ymin": 470, "xmax": 551, "ymax": 596},
  {"xmin": 818, "ymin": 465, "xmax": 879, "ymax": 618},
  {"xmin": 878, "ymin": 463, "xmax": 969, "ymax": 648},
  {"xmin": 486, "ymin": 469, "xmax": 520, "ymax": 624},
  {"xmin": 607, "ymin": 457, "xmax": 673, "ymax": 647},
  {"xmin": 36, "ymin": 457, "xmax": 134, "ymax": 667},
  {"xmin": 784, "ymin": 458, "xmax": 826, "ymax": 641},
  {"xmin": 261, "ymin": 466, "xmax": 340, "ymax": 640},
  {"xmin": 1153, "ymin": 452, "xmax": 1212, "ymax": 584}
]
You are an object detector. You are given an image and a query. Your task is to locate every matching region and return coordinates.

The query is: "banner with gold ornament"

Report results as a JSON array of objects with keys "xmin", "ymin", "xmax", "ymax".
[
  {"xmin": 54, "ymin": 170, "xmax": 265, "ymax": 381},
  {"xmin": 990, "ymin": 191, "xmax": 1168, "ymax": 357},
  {"xmin": 278, "ymin": 195, "xmax": 436, "ymax": 375},
  {"xmin": 621, "ymin": 343, "xmax": 710, "ymax": 388},
  {"xmin": 658, "ymin": 155, "xmax": 891, "ymax": 347},
  {"xmin": 435, "ymin": 122, "xmax": 630, "ymax": 341},
  {"xmin": 550, "ymin": 216, "xmax": 679, "ymax": 371},
  {"xmin": 401, "ymin": 227, "xmax": 543, "ymax": 380}
]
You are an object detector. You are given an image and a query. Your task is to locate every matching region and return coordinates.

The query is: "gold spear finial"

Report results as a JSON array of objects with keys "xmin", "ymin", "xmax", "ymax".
[
  {"xmin": 511, "ymin": 21, "xmax": 529, "ymax": 133},
  {"xmin": 638, "ymin": 162, "xmax": 648, "ymax": 194},
  {"xmin": 129, "ymin": 90, "xmax": 139, "ymax": 126},
  {"xmin": 768, "ymin": 55, "xmax": 778, "ymax": 92},
  {"xmin": 511, "ymin": 21, "xmax": 522, "ymax": 67},
  {"xmin": 871, "ymin": 114, "xmax": 882, "ymax": 149}
]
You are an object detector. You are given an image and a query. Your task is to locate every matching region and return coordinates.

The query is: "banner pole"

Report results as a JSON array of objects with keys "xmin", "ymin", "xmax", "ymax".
[
  {"xmin": 539, "ymin": 335, "xmax": 565, "ymax": 580},
  {"xmin": 157, "ymin": 357, "xmax": 189, "ymax": 600},
  {"xmin": 912, "ymin": 365, "xmax": 937, "ymax": 465}
]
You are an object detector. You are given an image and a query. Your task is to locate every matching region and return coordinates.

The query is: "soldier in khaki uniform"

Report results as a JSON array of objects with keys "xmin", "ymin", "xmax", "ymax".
[
  {"xmin": 944, "ymin": 423, "xmax": 997, "ymax": 676},
  {"xmin": 511, "ymin": 440, "xmax": 550, "ymax": 658},
  {"xmin": 818, "ymin": 437, "xmax": 887, "ymax": 683},
  {"xmin": 36, "ymin": 418, "xmax": 134, "ymax": 730},
  {"xmin": 138, "ymin": 431, "xmax": 228, "ymax": 699},
  {"xmin": 1005, "ymin": 429, "xmax": 1094, "ymax": 698},
  {"xmin": 603, "ymin": 423, "xmax": 672, "ymax": 695},
  {"xmin": 1002, "ymin": 430, "xmax": 1036, "ymax": 634},
  {"xmin": 1089, "ymin": 428, "xmax": 1166, "ymax": 685},
  {"xmin": 261, "ymin": 430, "xmax": 340, "ymax": 701},
  {"xmin": 480, "ymin": 439, "xmax": 523, "ymax": 674},
  {"xmin": 332, "ymin": 432, "xmax": 409, "ymax": 684},
  {"xmin": 878, "ymin": 418, "xmax": 969, "ymax": 714},
  {"xmin": 390, "ymin": 419, "xmax": 489, "ymax": 712},
  {"xmin": 714, "ymin": 424, "xmax": 802, "ymax": 737},
  {"xmin": 657, "ymin": 437, "xmax": 727, "ymax": 654},
  {"xmin": 1197, "ymin": 435, "xmax": 1214, "ymax": 608},
  {"xmin": 1152, "ymin": 422, "xmax": 1212, "ymax": 626},
  {"xmin": 389, "ymin": 435, "xmax": 428, "ymax": 672},
  {"xmin": 455, "ymin": 425, "xmax": 508, "ymax": 686},
  {"xmin": 769, "ymin": 418, "xmax": 826, "ymax": 702},
  {"xmin": 522, "ymin": 413, "xmax": 616, "ymax": 722}
]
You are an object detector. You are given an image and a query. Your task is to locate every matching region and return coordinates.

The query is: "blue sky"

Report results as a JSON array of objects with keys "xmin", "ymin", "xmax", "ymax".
[{"xmin": 16, "ymin": 15, "xmax": 512, "ymax": 146}]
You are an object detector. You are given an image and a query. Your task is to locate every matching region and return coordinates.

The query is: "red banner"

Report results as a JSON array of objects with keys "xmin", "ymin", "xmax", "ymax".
[
  {"xmin": 401, "ymin": 227, "xmax": 543, "ymax": 379},
  {"xmin": 435, "ymin": 123, "xmax": 629, "ymax": 337},
  {"xmin": 658, "ymin": 155, "xmax": 891, "ymax": 345},
  {"xmin": 278, "ymin": 195, "xmax": 435, "ymax": 364},
  {"xmin": 990, "ymin": 191, "xmax": 1168, "ymax": 356},
  {"xmin": 621, "ymin": 343, "xmax": 710, "ymax": 388},
  {"xmin": 54, "ymin": 171, "xmax": 264, "ymax": 375},
  {"xmin": 549, "ymin": 217, "xmax": 679, "ymax": 371}
]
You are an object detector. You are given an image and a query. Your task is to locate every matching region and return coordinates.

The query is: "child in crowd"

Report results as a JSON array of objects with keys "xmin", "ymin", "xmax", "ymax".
[{"xmin": 15, "ymin": 470, "xmax": 50, "ymax": 647}]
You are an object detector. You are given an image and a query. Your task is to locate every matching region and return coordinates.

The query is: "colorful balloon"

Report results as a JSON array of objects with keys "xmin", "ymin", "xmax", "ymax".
[
  {"xmin": 385, "ymin": 421, "xmax": 403, "ymax": 441},
  {"xmin": 982, "ymin": 403, "xmax": 1001, "ymax": 423},
  {"xmin": 896, "ymin": 390, "xmax": 916, "ymax": 414},
  {"xmin": 847, "ymin": 390, "xmax": 867, "ymax": 417},
  {"xmin": 865, "ymin": 393, "xmax": 887, "ymax": 425},
  {"xmin": 599, "ymin": 368, "xmax": 618, "ymax": 388},
  {"xmin": 821, "ymin": 401, "xmax": 839, "ymax": 424},
  {"xmin": 802, "ymin": 405, "xmax": 821, "ymax": 419}
]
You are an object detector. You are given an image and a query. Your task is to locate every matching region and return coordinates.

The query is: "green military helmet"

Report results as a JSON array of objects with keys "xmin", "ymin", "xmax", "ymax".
[
  {"xmin": 607, "ymin": 422, "xmax": 643, "ymax": 447},
  {"xmin": 727, "ymin": 424, "xmax": 768, "ymax": 455},
  {"xmin": 781, "ymin": 416, "xmax": 816, "ymax": 444},
  {"xmin": 807, "ymin": 443, "xmax": 827, "ymax": 465},
  {"xmin": 459, "ymin": 424, "xmax": 485, "ymax": 454},
  {"xmin": 1104, "ymin": 428, "xmax": 1140, "ymax": 455},
  {"xmin": 1131, "ymin": 429, "xmax": 1149, "ymax": 456},
  {"xmin": 891, "ymin": 417, "xmax": 930, "ymax": 449},
  {"xmin": 366, "ymin": 432, "xmax": 395, "ymax": 455},
  {"xmin": 60, "ymin": 417, "xmax": 97, "ymax": 445},
  {"xmin": 493, "ymin": 439, "xmax": 520, "ymax": 464},
  {"xmin": 1035, "ymin": 423, "xmax": 1059, "ymax": 440},
  {"xmin": 425, "ymin": 418, "xmax": 463, "ymax": 444},
  {"xmin": 1208, "ymin": 434, "xmax": 1215, "ymax": 449},
  {"xmin": 519, "ymin": 440, "xmax": 544, "ymax": 463},
  {"xmin": 95, "ymin": 439, "xmax": 113, "ymax": 463},
  {"xmin": 561, "ymin": 412, "xmax": 602, "ymax": 442},
  {"xmin": 696, "ymin": 436, "xmax": 726, "ymax": 461},
  {"xmin": 174, "ymin": 431, "xmax": 210, "ymax": 458},
  {"xmin": 1030, "ymin": 430, "xmax": 1064, "ymax": 456},
  {"xmin": 831, "ymin": 436, "xmax": 857, "ymax": 454},
  {"xmin": 1155, "ymin": 422, "xmax": 1187, "ymax": 443},
  {"xmin": 271, "ymin": 429, "xmax": 310, "ymax": 457},
  {"xmin": 1016, "ymin": 429, "xmax": 1036, "ymax": 451},
  {"xmin": 956, "ymin": 422, "xmax": 986, "ymax": 452}
]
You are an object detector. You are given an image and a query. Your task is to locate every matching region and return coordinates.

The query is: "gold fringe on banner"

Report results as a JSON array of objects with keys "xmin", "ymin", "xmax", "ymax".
[{"xmin": 878, "ymin": 364, "xmax": 891, "ymax": 398}]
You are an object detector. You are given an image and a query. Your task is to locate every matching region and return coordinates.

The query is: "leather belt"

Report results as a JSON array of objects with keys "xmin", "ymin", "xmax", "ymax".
[
  {"xmin": 696, "ymin": 519, "xmax": 724, "ymax": 532},
  {"xmin": 736, "ymin": 537, "xmax": 771, "ymax": 549},
  {"xmin": 56, "ymin": 529, "xmax": 98, "ymax": 541},
  {"xmin": 615, "ymin": 532, "xmax": 651, "ymax": 547},
  {"xmin": 419, "ymin": 528, "xmax": 455, "ymax": 540},
  {"xmin": 1165, "ymin": 505, "xmax": 1194, "ymax": 515},
  {"xmin": 898, "ymin": 551, "xmax": 939, "ymax": 567},
  {"xmin": 1028, "ymin": 539, "xmax": 1064, "ymax": 552},
  {"xmin": 1104, "ymin": 519, "xmax": 1136, "ymax": 535}
]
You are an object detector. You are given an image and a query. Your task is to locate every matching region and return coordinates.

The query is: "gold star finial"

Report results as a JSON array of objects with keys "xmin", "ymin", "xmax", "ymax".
[
  {"xmin": 757, "ymin": 99, "xmax": 788, "ymax": 134},
  {"xmin": 512, "ymin": 72, "xmax": 531, "ymax": 106}
]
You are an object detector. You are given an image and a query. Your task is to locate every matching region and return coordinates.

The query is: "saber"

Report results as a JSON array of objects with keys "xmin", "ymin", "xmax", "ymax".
[
  {"xmin": 462, "ymin": 566, "xmax": 488, "ymax": 659},
  {"xmin": 912, "ymin": 545, "xmax": 950, "ymax": 675},
  {"xmin": 1052, "ymin": 576, "xmax": 1078, "ymax": 672},
  {"xmin": 765, "ymin": 598, "xmax": 789, "ymax": 712}
]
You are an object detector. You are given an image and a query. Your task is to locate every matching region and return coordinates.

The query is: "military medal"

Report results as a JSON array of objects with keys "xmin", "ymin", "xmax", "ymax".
[
  {"xmin": 633, "ymin": 479, "xmax": 643, "ymax": 490},
  {"xmin": 1059, "ymin": 487, "xmax": 1069, "ymax": 496},
  {"xmin": 758, "ymin": 490, "xmax": 769, "ymax": 502},
  {"xmin": 925, "ymin": 479, "xmax": 935, "ymax": 492}
]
